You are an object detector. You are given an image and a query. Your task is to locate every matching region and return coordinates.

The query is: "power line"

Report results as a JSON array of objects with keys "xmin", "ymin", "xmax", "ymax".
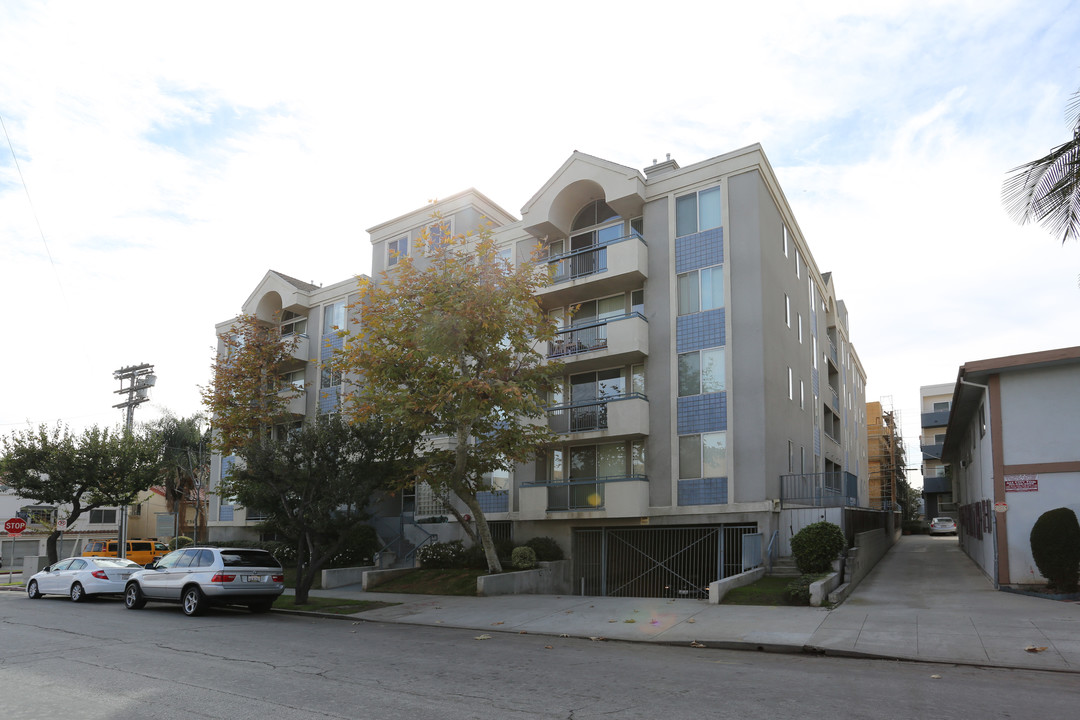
[{"xmin": 0, "ymin": 111, "xmax": 66, "ymax": 300}]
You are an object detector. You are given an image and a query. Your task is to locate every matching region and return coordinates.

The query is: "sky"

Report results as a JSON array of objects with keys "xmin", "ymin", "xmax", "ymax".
[{"xmin": 2, "ymin": 0, "xmax": 1079, "ymax": 486}]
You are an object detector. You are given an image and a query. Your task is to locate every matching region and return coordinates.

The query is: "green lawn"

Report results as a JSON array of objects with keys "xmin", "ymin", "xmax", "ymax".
[
  {"xmin": 273, "ymin": 595, "xmax": 398, "ymax": 614},
  {"xmin": 720, "ymin": 575, "xmax": 804, "ymax": 606},
  {"xmin": 367, "ymin": 568, "xmax": 485, "ymax": 596}
]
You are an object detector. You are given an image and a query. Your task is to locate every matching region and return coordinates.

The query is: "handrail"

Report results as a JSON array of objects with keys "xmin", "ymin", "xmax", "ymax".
[
  {"xmin": 766, "ymin": 530, "xmax": 779, "ymax": 572},
  {"xmin": 553, "ymin": 311, "xmax": 647, "ymax": 335},
  {"xmin": 545, "ymin": 392, "xmax": 648, "ymax": 413},
  {"xmin": 522, "ymin": 474, "xmax": 648, "ymax": 488},
  {"xmin": 544, "ymin": 231, "xmax": 645, "ymax": 264}
]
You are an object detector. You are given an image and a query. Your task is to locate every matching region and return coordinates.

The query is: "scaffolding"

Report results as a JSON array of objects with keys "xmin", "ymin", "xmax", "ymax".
[{"xmin": 867, "ymin": 396, "xmax": 906, "ymax": 512}]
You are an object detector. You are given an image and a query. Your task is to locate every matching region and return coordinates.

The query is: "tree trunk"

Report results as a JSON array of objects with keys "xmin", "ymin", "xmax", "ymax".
[
  {"xmin": 45, "ymin": 530, "xmax": 61, "ymax": 565},
  {"xmin": 461, "ymin": 494, "xmax": 501, "ymax": 573},
  {"xmin": 294, "ymin": 534, "xmax": 309, "ymax": 605}
]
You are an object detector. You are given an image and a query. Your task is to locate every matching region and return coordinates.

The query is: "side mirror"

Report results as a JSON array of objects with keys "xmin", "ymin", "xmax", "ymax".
[
  {"xmin": 144, "ymin": 562, "xmax": 157, "ymax": 569},
  {"xmin": 43, "ymin": 565, "xmax": 52, "ymax": 572}
]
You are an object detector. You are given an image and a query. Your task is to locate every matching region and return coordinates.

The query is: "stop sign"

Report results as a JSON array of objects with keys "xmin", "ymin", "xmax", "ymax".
[{"xmin": 4, "ymin": 518, "xmax": 26, "ymax": 535}]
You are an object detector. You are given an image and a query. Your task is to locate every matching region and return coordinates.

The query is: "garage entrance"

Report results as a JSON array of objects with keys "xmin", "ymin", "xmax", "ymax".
[{"xmin": 571, "ymin": 524, "xmax": 758, "ymax": 598}]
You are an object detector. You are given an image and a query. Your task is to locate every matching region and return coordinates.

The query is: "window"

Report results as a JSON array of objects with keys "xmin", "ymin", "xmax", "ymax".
[
  {"xmin": 322, "ymin": 302, "xmax": 345, "ymax": 334},
  {"xmin": 979, "ymin": 404, "xmax": 986, "ymax": 437},
  {"xmin": 812, "ymin": 336, "xmax": 818, "ymax": 369},
  {"xmin": 483, "ymin": 468, "xmax": 511, "ymax": 493},
  {"xmin": 678, "ymin": 348, "xmax": 725, "ymax": 396},
  {"xmin": 89, "ymin": 508, "xmax": 117, "ymax": 524},
  {"xmin": 631, "ymin": 289, "xmax": 644, "ymax": 316},
  {"xmin": 281, "ymin": 369, "xmax": 305, "ymax": 391},
  {"xmin": 677, "ymin": 265, "xmax": 723, "ymax": 315},
  {"xmin": 387, "ymin": 236, "xmax": 408, "ymax": 266},
  {"xmin": 788, "ymin": 367, "xmax": 793, "ymax": 400},
  {"xmin": 798, "ymin": 313, "xmax": 803, "ymax": 343},
  {"xmin": 425, "ymin": 218, "xmax": 453, "ymax": 254},
  {"xmin": 280, "ymin": 310, "xmax": 307, "ymax": 337},
  {"xmin": 678, "ymin": 432, "xmax": 727, "ymax": 479},
  {"xmin": 934, "ymin": 433, "xmax": 946, "ymax": 443},
  {"xmin": 785, "ymin": 294, "xmax": 791, "ymax": 327},
  {"xmin": 783, "ymin": 226, "xmax": 790, "ymax": 257},
  {"xmin": 631, "ymin": 364, "xmax": 645, "ymax": 395},
  {"xmin": 321, "ymin": 364, "xmax": 342, "ymax": 389},
  {"xmin": 675, "ymin": 185, "xmax": 722, "ymax": 237},
  {"xmin": 795, "ymin": 246, "xmax": 801, "ymax": 279},
  {"xmin": 631, "ymin": 439, "xmax": 645, "ymax": 475},
  {"xmin": 933, "ymin": 401, "xmax": 951, "ymax": 412},
  {"xmin": 800, "ymin": 380, "xmax": 805, "ymax": 409}
]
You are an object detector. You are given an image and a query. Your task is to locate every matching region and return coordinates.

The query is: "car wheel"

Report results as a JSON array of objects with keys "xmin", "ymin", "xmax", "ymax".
[
  {"xmin": 182, "ymin": 586, "xmax": 206, "ymax": 616},
  {"xmin": 27, "ymin": 580, "xmax": 42, "ymax": 599},
  {"xmin": 248, "ymin": 600, "xmax": 273, "ymax": 614},
  {"xmin": 124, "ymin": 583, "xmax": 147, "ymax": 610},
  {"xmin": 70, "ymin": 582, "xmax": 87, "ymax": 603}
]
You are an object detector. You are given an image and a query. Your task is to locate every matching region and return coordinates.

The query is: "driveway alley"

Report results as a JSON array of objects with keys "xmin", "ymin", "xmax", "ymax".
[{"xmin": 809, "ymin": 534, "xmax": 1080, "ymax": 670}]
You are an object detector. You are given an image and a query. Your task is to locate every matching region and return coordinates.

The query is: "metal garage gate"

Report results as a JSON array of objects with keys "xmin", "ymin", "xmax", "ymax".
[{"xmin": 572, "ymin": 524, "xmax": 757, "ymax": 598}]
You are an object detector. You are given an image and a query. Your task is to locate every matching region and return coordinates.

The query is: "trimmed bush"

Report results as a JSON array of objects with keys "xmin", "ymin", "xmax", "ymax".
[
  {"xmin": 1030, "ymin": 507, "xmax": 1080, "ymax": 592},
  {"xmin": 783, "ymin": 575, "xmax": 815, "ymax": 605},
  {"xmin": 168, "ymin": 536, "xmax": 193, "ymax": 550},
  {"xmin": 460, "ymin": 543, "xmax": 488, "ymax": 569},
  {"xmin": 524, "ymin": 536, "xmax": 565, "ymax": 562},
  {"xmin": 511, "ymin": 545, "xmax": 538, "ymax": 570},
  {"xmin": 416, "ymin": 540, "xmax": 465, "ymax": 569},
  {"xmin": 494, "ymin": 538, "xmax": 516, "ymax": 563},
  {"xmin": 790, "ymin": 521, "xmax": 846, "ymax": 574}
]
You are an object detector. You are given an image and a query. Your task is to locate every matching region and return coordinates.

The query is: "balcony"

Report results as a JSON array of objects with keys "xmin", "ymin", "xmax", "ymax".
[
  {"xmin": 546, "ymin": 394, "xmax": 648, "ymax": 440},
  {"xmin": 278, "ymin": 387, "xmax": 307, "ymax": 416},
  {"xmin": 920, "ymin": 442, "xmax": 944, "ymax": 460},
  {"xmin": 538, "ymin": 233, "xmax": 648, "ymax": 308},
  {"xmin": 547, "ymin": 313, "xmax": 648, "ymax": 371},
  {"xmin": 827, "ymin": 385, "xmax": 839, "ymax": 410},
  {"xmin": 519, "ymin": 475, "xmax": 649, "ymax": 518},
  {"xmin": 780, "ymin": 471, "xmax": 858, "ymax": 508},
  {"xmin": 921, "ymin": 410, "xmax": 950, "ymax": 428},
  {"xmin": 279, "ymin": 333, "xmax": 311, "ymax": 369}
]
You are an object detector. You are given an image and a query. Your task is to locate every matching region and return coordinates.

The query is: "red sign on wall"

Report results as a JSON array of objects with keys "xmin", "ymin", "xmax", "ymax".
[{"xmin": 1004, "ymin": 474, "xmax": 1038, "ymax": 493}]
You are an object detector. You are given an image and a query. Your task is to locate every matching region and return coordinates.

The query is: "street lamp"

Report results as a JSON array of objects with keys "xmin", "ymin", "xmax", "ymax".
[{"xmin": 112, "ymin": 363, "xmax": 156, "ymax": 558}]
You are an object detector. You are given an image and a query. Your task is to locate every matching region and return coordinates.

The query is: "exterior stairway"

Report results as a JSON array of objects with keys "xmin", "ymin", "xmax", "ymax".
[{"xmin": 767, "ymin": 557, "xmax": 802, "ymax": 577}]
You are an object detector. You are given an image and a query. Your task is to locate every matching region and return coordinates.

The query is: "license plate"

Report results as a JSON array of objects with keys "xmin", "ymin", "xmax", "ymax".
[{"xmin": 244, "ymin": 575, "xmax": 265, "ymax": 583}]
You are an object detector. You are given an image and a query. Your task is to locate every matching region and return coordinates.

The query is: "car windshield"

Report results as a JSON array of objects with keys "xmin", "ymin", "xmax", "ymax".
[
  {"xmin": 95, "ymin": 558, "xmax": 141, "ymax": 568},
  {"xmin": 221, "ymin": 551, "xmax": 281, "ymax": 569},
  {"xmin": 935, "ymin": 517, "xmax": 953, "ymax": 523}
]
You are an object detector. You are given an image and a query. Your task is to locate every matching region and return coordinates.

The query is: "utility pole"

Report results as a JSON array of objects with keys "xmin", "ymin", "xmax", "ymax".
[{"xmin": 112, "ymin": 363, "xmax": 156, "ymax": 559}]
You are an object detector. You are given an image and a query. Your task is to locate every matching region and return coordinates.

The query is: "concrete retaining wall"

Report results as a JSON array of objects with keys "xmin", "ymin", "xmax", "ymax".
[
  {"xmin": 827, "ymin": 528, "xmax": 896, "ymax": 605},
  {"xmin": 477, "ymin": 560, "xmax": 572, "ymax": 596},
  {"xmin": 361, "ymin": 567, "xmax": 418, "ymax": 591},
  {"xmin": 708, "ymin": 567, "xmax": 766, "ymax": 604},
  {"xmin": 321, "ymin": 565, "xmax": 376, "ymax": 590}
]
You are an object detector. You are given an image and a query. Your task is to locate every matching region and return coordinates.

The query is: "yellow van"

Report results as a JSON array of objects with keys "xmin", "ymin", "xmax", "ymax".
[{"xmin": 83, "ymin": 540, "xmax": 166, "ymax": 567}]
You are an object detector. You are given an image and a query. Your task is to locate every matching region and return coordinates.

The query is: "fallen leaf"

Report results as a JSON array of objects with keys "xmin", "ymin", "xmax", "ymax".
[
  {"xmin": 1024, "ymin": 645, "xmax": 1049, "ymax": 653},
  {"xmin": 608, "ymin": 619, "xmax": 617, "ymax": 623},
  {"xmin": 544, "ymin": 645, "xmax": 554, "ymax": 649},
  {"xmin": 930, "ymin": 675, "xmax": 941, "ymax": 679},
  {"xmin": 519, "ymin": 631, "xmax": 527, "ymax": 634},
  {"xmin": 559, "ymin": 634, "xmax": 569, "ymax": 638},
  {"xmin": 474, "ymin": 634, "xmax": 492, "ymax": 640},
  {"xmin": 491, "ymin": 621, "xmax": 505, "ymax": 626},
  {"xmin": 687, "ymin": 618, "xmax": 696, "ymax": 624},
  {"xmin": 589, "ymin": 636, "xmax": 606, "ymax": 642},
  {"xmin": 690, "ymin": 641, "xmax": 706, "ymax": 648},
  {"xmin": 624, "ymin": 619, "xmax": 636, "ymax": 624},
  {"xmin": 565, "ymin": 610, "xmax": 573, "ymax": 614}
]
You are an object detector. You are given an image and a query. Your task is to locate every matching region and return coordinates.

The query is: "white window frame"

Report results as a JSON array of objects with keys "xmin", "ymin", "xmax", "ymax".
[
  {"xmin": 677, "ymin": 264, "xmax": 724, "ymax": 316},
  {"xmin": 678, "ymin": 431, "xmax": 727, "ymax": 480},
  {"xmin": 424, "ymin": 217, "xmax": 455, "ymax": 256},
  {"xmin": 678, "ymin": 347, "xmax": 725, "ymax": 397},
  {"xmin": 675, "ymin": 184, "xmax": 723, "ymax": 238},
  {"xmin": 387, "ymin": 235, "xmax": 409, "ymax": 266}
]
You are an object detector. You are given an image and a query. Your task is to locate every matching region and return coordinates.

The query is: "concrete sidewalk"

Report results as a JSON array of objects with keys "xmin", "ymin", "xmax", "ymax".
[{"xmin": 300, "ymin": 535, "xmax": 1080, "ymax": 673}]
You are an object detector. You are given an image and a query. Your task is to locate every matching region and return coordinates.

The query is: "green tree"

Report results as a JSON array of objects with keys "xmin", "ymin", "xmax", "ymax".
[
  {"xmin": 1003, "ymin": 87, "xmax": 1080, "ymax": 244},
  {"xmin": 201, "ymin": 312, "xmax": 302, "ymax": 455},
  {"xmin": 0, "ymin": 424, "xmax": 161, "ymax": 563},
  {"xmin": 147, "ymin": 414, "xmax": 211, "ymax": 543},
  {"xmin": 336, "ymin": 217, "xmax": 561, "ymax": 573},
  {"xmin": 225, "ymin": 415, "xmax": 412, "ymax": 604}
]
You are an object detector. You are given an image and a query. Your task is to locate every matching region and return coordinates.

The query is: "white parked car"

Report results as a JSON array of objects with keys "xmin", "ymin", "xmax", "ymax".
[{"xmin": 27, "ymin": 556, "xmax": 144, "ymax": 602}]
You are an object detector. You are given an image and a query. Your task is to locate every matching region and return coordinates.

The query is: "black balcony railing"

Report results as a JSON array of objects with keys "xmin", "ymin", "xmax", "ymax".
[
  {"xmin": 527, "ymin": 474, "xmax": 647, "ymax": 511},
  {"xmin": 780, "ymin": 471, "xmax": 858, "ymax": 508},
  {"xmin": 546, "ymin": 393, "xmax": 646, "ymax": 433},
  {"xmin": 546, "ymin": 231, "xmax": 644, "ymax": 284},
  {"xmin": 547, "ymin": 312, "xmax": 645, "ymax": 359}
]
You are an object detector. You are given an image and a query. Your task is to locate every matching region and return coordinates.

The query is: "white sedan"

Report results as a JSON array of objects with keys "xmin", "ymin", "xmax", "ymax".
[{"xmin": 27, "ymin": 556, "xmax": 144, "ymax": 602}]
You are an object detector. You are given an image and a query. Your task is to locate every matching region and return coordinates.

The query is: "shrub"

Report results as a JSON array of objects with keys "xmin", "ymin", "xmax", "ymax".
[
  {"xmin": 511, "ymin": 546, "xmax": 538, "ymax": 570},
  {"xmin": 901, "ymin": 520, "xmax": 925, "ymax": 535},
  {"xmin": 416, "ymin": 540, "xmax": 465, "ymax": 569},
  {"xmin": 460, "ymin": 543, "xmax": 488, "ymax": 569},
  {"xmin": 494, "ymin": 538, "xmax": 516, "ymax": 563},
  {"xmin": 790, "ymin": 522, "xmax": 846, "ymax": 574},
  {"xmin": 524, "ymin": 536, "xmax": 565, "ymax": 562},
  {"xmin": 1030, "ymin": 507, "xmax": 1080, "ymax": 592},
  {"xmin": 783, "ymin": 575, "xmax": 815, "ymax": 605},
  {"xmin": 168, "ymin": 536, "xmax": 193, "ymax": 550}
]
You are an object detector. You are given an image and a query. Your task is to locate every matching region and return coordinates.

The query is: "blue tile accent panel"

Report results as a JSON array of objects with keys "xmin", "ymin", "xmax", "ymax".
[
  {"xmin": 219, "ymin": 505, "xmax": 234, "ymax": 522},
  {"xmin": 319, "ymin": 386, "xmax": 341, "ymax": 414},
  {"xmin": 675, "ymin": 227, "xmax": 724, "ymax": 274},
  {"xmin": 676, "ymin": 308, "xmax": 725, "ymax": 353},
  {"xmin": 677, "ymin": 393, "xmax": 727, "ymax": 434},
  {"xmin": 321, "ymin": 333, "xmax": 344, "ymax": 361},
  {"xmin": 678, "ymin": 477, "xmax": 728, "ymax": 505},
  {"xmin": 477, "ymin": 491, "xmax": 509, "ymax": 514}
]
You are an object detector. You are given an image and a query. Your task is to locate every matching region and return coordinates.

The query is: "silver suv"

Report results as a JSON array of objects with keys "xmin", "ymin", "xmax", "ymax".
[{"xmin": 124, "ymin": 547, "xmax": 285, "ymax": 616}]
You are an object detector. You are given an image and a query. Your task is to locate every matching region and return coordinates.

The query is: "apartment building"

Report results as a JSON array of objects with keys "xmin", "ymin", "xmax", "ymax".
[
  {"xmin": 920, "ymin": 382, "xmax": 953, "ymax": 519},
  {"xmin": 208, "ymin": 145, "xmax": 870, "ymax": 596},
  {"xmin": 941, "ymin": 346, "xmax": 1080, "ymax": 588}
]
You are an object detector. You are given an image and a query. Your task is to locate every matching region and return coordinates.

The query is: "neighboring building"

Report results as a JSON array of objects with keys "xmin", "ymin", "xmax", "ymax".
[
  {"xmin": 208, "ymin": 146, "xmax": 871, "ymax": 596},
  {"xmin": 207, "ymin": 271, "xmax": 364, "ymax": 542},
  {"xmin": 941, "ymin": 346, "xmax": 1080, "ymax": 588},
  {"xmin": 866, "ymin": 399, "xmax": 904, "ymax": 513},
  {"xmin": 920, "ymin": 382, "xmax": 954, "ymax": 519}
]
